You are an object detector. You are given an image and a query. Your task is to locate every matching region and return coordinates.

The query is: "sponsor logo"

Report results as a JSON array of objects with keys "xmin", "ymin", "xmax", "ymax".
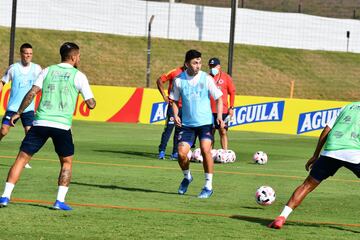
[
  {"xmin": 297, "ymin": 108, "xmax": 341, "ymax": 134},
  {"xmin": 228, "ymin": 101, "xmax": 285, "ymax": 127},
  {"xmin": 150, "ymin": 102, "xmax": 168, "ymax": 123}
]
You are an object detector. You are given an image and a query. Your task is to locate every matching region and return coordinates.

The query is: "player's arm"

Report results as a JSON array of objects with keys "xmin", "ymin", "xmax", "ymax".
[
  {"xmin": 207, "ymin": 75, "xmax": 224, "ymax": 127},
  {"xmin": 0, "ymin": 81, "xmax": 5, "ymax": 93},
  {"xmin": 227, "ymin": 76, "xmax": 236, "ymax": 117},
  {"xmin": 305, "ymin": 126, "xmax": 331, "ymax": 171},
  {"xmin": 156, "ymin": 75, "xmax": 169, "ymax": 103},
  {"xmin": 10, "ymin": 85, "xmax": 41, "ymax": 126},
  {"xmin": 169, "ymin": 79, "xmax": 181, "ymax": 127},
  {"xmin": 76, "ymin": 72, "xmax": 96, "ymax": 109}
]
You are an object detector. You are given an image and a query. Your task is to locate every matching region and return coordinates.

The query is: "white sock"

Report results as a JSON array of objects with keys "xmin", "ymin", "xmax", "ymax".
[
  {"xmin": 279, "ymin": 205, "xmax": 293, "ymax": 219},
  {"xmin": 56, "ymin": 186, "xmax": 69, "ymax": 202},
  {"xmin": 183, "ymin": 170, "xmax": 192, "ymax": 180},
  {"xmin": 2, "ymin": 182, "xmax": 15, "ymax": 199},
  {"xmin": 204, "ymin": 173, "xmax": 213, "ymax": 190}
]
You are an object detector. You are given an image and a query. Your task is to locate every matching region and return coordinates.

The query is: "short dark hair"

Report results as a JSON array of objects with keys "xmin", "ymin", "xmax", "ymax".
[
  {"xmin": 20, "ymin": 43, "xmax": 32, "ymax": 52},
  {"xmin": 185, "ymin": 49, "xmax": 201, "ymax": 63},
  {"xmin": 60, "ymin": 42, "xmax": 80, "ymax": 61}
]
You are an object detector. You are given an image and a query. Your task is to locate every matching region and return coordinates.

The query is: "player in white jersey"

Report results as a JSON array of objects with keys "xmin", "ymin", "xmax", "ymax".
[
  {"xmin": 0, "ymin": 43, "xmax": 42, "ymax": 169},
  {"xmin": 170, "ymin": 49, "xmax": 224, "ymax": 198}
]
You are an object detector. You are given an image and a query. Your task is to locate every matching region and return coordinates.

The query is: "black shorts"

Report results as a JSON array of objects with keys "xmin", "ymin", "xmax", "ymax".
[
  {"xmin": 20, "ymin": 126, "xmax": 74, "ymax": 157},
  {"xmin": 310, "ymin": 155, "xmax": 360, "ymax": 182},
  {"xmin": 2, "ymin": 110, "xmax": 34, "ymax": 127},
  {"xmin": 178, "ymin": 124, "xmax": 213, "ymax": 147},
  {"xmin": 212, "ymin": 113, "xmax": 229, "ymax": 130}
]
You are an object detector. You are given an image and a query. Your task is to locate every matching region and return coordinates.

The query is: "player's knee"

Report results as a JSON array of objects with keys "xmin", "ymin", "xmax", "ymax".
[{"xmin": 0, "ymin": 126, "xmax": 9, "ymax": 137}]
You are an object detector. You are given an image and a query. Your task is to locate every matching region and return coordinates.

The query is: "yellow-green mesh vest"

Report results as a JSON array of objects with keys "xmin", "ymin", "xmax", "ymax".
[
  {"xmin": 35, "ymin": 65, "xmax": 79, "ymax": 126},
  {"xmin": 324, "ymin": 102, "xmax": 360, "ymax": 151}
]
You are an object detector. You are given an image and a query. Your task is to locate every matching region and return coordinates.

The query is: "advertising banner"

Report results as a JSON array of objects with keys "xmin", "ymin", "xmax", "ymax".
[{"xmin": 1, "ymin": 85, "xmax": 349, "ymax": 136}]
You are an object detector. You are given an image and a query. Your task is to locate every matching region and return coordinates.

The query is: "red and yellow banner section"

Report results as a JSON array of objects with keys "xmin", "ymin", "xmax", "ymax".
[{"xmin": 0, "ymin": 85, "xmax": 349, "ymax": 137}]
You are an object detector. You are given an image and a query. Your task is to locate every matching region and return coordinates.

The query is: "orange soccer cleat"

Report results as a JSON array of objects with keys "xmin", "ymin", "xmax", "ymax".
[{"xmin": 268, "ymin": 216, "xmax": 286, "ymax": 229}]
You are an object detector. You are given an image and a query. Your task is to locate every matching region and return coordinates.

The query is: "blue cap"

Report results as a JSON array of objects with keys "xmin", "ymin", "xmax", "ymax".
[{"xmin": 208, "ymin": 57, "xmax": 220, "ymax": 66}]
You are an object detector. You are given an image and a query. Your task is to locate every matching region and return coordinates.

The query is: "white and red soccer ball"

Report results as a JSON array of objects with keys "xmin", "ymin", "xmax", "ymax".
[
  {"xmin": 253, "ymin": 151, "xmax": 268, "ymax": 165},
  {"xmin": 214, "ymin": 149, "xmax": 236, "ymax": 163},
  {"xmin": 255, "ymin": 186, "xmax": 276, "ymax": 206},
  {"xmin": 191, "ymin": 148, "xmax": 203, "ymax": 163}
]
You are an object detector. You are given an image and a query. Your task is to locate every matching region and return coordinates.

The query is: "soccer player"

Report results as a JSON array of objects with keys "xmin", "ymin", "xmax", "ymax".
[
  {"xmin": 269, "ymin": 102, "xmax": 360, "ymax": 229},
  {"xmin": 156, "ymin": 65, "xmax": 185, "ymax": 160},
  {"xmin": 208, "ymin": 57, "xmax": 236, "ymax": 150},
  {"xmin": 0, "ymin": 43, "xmax": 42, "ymax": 169},
  {"xmin": 0, "ymin": 42, "xmax": 96, "ymax": 210},
  {"xmin": 170, "ymin": 49, "xmax": 224, "ymax": 198}
]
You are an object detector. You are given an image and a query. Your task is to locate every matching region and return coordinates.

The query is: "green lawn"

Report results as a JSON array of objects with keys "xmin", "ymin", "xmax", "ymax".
[
  {"xmin": 0, "ymin": 121, "xmax": 359, "ymax": 239},
  {"xmin": 1, "ymin": 27, "xmax": 360, "ymax": 101}
]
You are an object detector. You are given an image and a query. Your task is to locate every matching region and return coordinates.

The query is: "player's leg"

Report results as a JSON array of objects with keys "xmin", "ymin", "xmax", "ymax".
[
  {"xmin": 177, "ymin": 126, "xmax": 195, "ymax": 195},
  {"xmin": 21, "ymin": 111, "xmax": 35, "ymax": 169},
  {"xmin": 0, "ymin": 126, "xmax": 47, "ymax": 207},
  {"xmin": 158, "ymin": 107, "xmax": 175, "ymax": 159},
  {"xmin": 51, "ymin": 128, "xmax": 74, "ymax": 210},
  {"xmin": 0, "ymin": 111, "xmax": 17, "ymax": 141},
  {"xmin": 218, "ymin": 114, "xmax": 229, "ymax": 150},
  {"xmin": 269, "ymin": 156, "xmax": 341, "ymax": 229},
  {"xmin": 198, "ymin": 124, "xmax": 214, "ymax": 198},
  {"xmin": 171, "ymin": 107, "xmax": 182, "ymax": 160}
]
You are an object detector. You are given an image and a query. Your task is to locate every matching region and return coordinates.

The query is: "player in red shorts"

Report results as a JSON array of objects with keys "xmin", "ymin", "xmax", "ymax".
[{"xmin": 208, "ymin": 58, "xmax": 236, "ymax": 150}]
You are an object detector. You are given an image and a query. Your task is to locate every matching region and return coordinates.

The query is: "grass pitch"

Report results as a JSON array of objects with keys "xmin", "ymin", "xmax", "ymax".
[{"xmin": 0, "ymin": 121, "xmax": 359, "ymax": 239}]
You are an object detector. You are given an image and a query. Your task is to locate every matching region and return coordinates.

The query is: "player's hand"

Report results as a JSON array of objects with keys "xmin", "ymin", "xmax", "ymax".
[
  {"xmin": 174, "ymin": 115, "xmax": 182, "ymax": 127},
  {"xmin": 10, "ymin": 113, "xmax": 20, "ymax": 127},
  {"xmin": 217, "ymin": 118, "xmax": 224, "ymax": 129},
  {"xmin": 305, "ymin": 156, "xmax": 317, "ymax": 171},
  {"xmin": 228, "ymin": 108, "xmax": 234, "ymax": 117}
]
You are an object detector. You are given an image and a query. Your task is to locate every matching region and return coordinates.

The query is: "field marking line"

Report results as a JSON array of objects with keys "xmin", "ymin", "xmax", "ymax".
[
  {"xmin": 1, "ymin": 155, "xmax": 360, "ymax": 183},
  {"xmin": 11, "ymin": 197, "xmax": 360, "ymax": 228}
]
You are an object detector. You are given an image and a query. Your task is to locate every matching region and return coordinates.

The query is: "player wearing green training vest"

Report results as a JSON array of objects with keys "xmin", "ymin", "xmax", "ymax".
[
  {"xmin": 0, "ymin": 42, "xmax": 96, "ymax": 211},
  {"xmin": 269, "ymin": 102, "xmax": 360, "ymax": 229}
]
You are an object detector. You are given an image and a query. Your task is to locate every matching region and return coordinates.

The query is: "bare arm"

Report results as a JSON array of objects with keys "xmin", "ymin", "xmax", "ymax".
[
  {"xmin": 172, "ymin": 101, "xmax": 181, "ymax": 127},
  {"xmin": 0, "ymin": 81, "xmax": 4, "ymax": 93},
  {"xmin": 10, "ymin": 85, "xmax": 41, "ymax": 126},
  {"xmin": 305, "ymin": 126, "xmax": 331, "ymax": 171},
  {"xmin": 85, "ymin": 98, "xmax": 96, "ymax": 109},
  {"xmin": 216, "ymin": 97, "xmax": 224, "ymax": 128},
  {"xmin": 156, "ymin": 77, "xmax": 169, "ymax": 103}
]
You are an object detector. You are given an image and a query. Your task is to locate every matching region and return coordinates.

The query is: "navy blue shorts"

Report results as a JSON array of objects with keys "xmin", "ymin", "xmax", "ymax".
[
  {"xmin": 2, "ymin": 110, "xmax": 34, "ymax": 127},
  {"xmin": 213, "ymin": 113, "xmax": 229, "ymax": 130},
  {"xmin": 310, "ymin": 155, "xmax": 360, "ymax": 182},
  {"xmin": 20, "ymin": 126, "xmax": 74, "ymax": 157},
  {"xmin": 178, "ymin": 124, "xmax": 213, "ymax": 146}
]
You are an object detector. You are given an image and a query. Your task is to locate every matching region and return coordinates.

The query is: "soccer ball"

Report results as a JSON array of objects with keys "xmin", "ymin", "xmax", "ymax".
[
  {"xmin": 226, "ymin": 150, "xmax": 236, "ymax": 163},
  {"xmin": 253, "ymin": 151, "xmax": 268, "ymax": 164},
  {"xmin": 255, "ymin": 186, "xmax": 276, "ymax": 206},
  {"xmin": 211, "ymin": 149, "xmax": 218, "ymax": 161},
  {"xmin": 187, "ymin": 149, "xmax": 192, "ymax": 160},
  {"xmin": 191, "ymin": 148, "xmax": 203, "ymax": 163},
  {"xmin": 215, "ymin": 149, "xmax": 227, "ymax": 163}
]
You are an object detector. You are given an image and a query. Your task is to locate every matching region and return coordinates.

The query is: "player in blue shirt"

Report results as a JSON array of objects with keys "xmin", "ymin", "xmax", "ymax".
[
  {"xmin": 170, "ymin": 49, "xmax": 224, "ymax": 198},
  {"xmin": 0, "ymin": 43, "xmax": 42, "ymax": 168}
]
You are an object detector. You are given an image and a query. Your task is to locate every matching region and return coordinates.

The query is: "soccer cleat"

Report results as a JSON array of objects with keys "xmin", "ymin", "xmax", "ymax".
[
  {"xmin": 178, "ymin": 176, "xmax": 193, "ymax": 195},
  {"xmin": 158, "ymin": 151, "xmax": 165, "ymax": 160},
  {"xmin": 52, "ymin": 200, "xmax": 73, "ymax": 211},
  {"xmin": 24, "ymin": 163, "xmax": 32, "ymax": 169},
  {"xmin": 268, "ymin": 216, "xmax": 286, "ymax": 229},
  {"xmin": 198, "ymin": 187, "xmax": 213, "ymax": 199},
  {"xmin": 0, "ymin": 197, "xmax": 10, "ymax": 207},
  {"xmin": 170, "ymin": 152, "xmax": 178, "ymax": 161}
]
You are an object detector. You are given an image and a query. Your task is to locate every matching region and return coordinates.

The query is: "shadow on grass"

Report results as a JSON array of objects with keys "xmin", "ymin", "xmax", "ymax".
[
  {"xmin": 14, "ymin": 202, "xmax": 54, "ymax": 210},
  {"xmin": 71, "ymin": 181, "xmax": 179, "ymax": 195},
  {"xmin": 93, "ymin": 149, "xmax": 157, "ymax": 159},
  {"xmin": 230, "ymin": 214, "xmax": 360, "ymax": 233}
]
